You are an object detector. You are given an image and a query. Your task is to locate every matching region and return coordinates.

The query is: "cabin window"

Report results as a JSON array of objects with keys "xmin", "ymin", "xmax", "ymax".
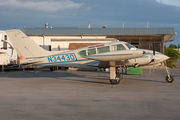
[
  {"xmin": 78, "ymin": 50, "xmax": 86, "ymax": 57},
  {"xmin": 125, "ymin": 43, "xmax": 137, "ymax": 50},
  {"xmin": 112, "ymin": 44, "xmax": 126, "ymax": 51},
  {"xmin": 88, "ymin": 48, "xmax": 96, "ymax": 55},
  {"xmin": 97, "ymin": 46, "xmax": 110, "ymax": 53}
]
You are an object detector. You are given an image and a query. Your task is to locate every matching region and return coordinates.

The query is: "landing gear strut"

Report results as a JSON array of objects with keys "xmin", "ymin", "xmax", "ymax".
[
  {"xmin": 164, "ymin": 62, "xmax": 174, "ymax": 83},
  {"xmin": 50, "ymin": 67, "xmax": 58, "ymax": 71}
]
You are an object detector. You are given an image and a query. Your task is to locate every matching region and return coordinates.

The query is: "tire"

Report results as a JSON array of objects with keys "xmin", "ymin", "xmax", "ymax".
[
  {"xmin": 110, "ymin": 72, "xmax": 121, "ymax": 85},
  {"xmin": 166, "ymin": 75, "xmax": 174, "ymax": 83}
]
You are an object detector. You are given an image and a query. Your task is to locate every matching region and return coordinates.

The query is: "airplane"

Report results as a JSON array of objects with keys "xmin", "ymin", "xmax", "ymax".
[{"xmin": 5, "ymin": 29, "xmax": 173, "ymax": 84}]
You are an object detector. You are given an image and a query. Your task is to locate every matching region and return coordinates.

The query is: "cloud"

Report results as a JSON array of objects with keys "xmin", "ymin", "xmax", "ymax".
[
  {"xmin": 156, "ymin": 0, "xmax": 180, "ymax": 7},
  {"xmin": 86, "ymin": 7, "xmax": 91, "ymax": 11},
  {"xmin": 173, "ymin": 24, "xmax": 180, "ymax": 26},
  {"xmin": 0, "ymin": 0, "xmax": 83, "ymax": 12}
]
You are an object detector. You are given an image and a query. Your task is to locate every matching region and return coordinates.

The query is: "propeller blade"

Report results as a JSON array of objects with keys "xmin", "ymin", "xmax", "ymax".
[
  {"xmin": 153, "ymin": 59, "xmax": 155, "ymax": 72},
  {"xmin": 153, "ymin": 41, "xmax": 155, "ymax": 72},
  {"xmin": 153, "ymin": 41, "xmax": 155, "ymax": 55},
  {"xmin": 148, "ymin": 59, "xmax": 154, "ymax": 64}
]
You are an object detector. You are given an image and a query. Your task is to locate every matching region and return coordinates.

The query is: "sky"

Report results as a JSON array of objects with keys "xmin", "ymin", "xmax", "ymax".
[{"xmin": 0, "ymin": 0, "xmax": 180, "ymax": 46}]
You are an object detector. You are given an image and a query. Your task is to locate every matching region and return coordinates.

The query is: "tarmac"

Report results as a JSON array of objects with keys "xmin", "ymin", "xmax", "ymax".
[{"xmin": 0, "ymin": 68, "xmax": 180, "ymax": 120}]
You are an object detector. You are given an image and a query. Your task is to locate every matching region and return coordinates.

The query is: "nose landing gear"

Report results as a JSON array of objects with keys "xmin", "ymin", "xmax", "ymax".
[{"xmin": 165, "ymin": 62, "xmax": 174, "ymax": 83}]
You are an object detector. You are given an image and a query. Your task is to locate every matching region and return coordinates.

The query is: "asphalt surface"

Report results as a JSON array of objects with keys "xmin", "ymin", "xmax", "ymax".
[
  {"xmin": 176, "ymin": 59, "xmax": 180, "ymax": 69},
  {"xmin": 0, "ymin": 68, "xmax": 180, "ymax": 120}
]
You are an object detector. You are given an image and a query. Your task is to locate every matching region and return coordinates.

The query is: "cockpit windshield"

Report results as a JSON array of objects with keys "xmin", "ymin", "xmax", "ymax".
[{"xmin": 125, "ymin": 43, "xmax": 137, "ymax": 50}]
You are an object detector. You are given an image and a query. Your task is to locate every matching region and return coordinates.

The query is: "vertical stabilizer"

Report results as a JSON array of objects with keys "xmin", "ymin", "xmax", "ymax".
[{"xmin": 6, "ymin": 29, "xmax": 52, "ymax": 63}]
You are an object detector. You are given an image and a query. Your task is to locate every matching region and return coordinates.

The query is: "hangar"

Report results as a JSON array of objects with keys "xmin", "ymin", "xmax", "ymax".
[{"xmin": 24, "ymin": 25, "xmax": 176, "ymax": 53}]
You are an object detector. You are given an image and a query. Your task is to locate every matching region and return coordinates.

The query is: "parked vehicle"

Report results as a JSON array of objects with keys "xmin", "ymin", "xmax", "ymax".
[{"xmin": 0, "ymin": 30, "xmax": 19, "ymax": 71}]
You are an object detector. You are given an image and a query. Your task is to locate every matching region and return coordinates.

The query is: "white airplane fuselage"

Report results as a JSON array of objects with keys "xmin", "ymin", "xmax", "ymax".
[{"xmin": 26, "ymin": 42, "xmax": 147, "ymax": 68}]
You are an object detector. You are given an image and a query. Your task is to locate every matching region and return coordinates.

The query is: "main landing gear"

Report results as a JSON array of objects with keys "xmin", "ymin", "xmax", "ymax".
[
  {"xmin": 110, "ymin": 68, "xmax": 121, "ymax": 85},
  {"xmin": 109, "ymin": 61, "xmax": 122, "ymax": 85}
]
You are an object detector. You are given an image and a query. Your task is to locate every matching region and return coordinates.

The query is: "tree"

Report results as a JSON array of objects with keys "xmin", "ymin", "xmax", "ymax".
[
  {"xmin": 178, "ymin": 44, "xmax": 180, "ymax": 48},
  {"xmin": 164, "ymin": 47, "xmax": 179, "ymax": 68},
  {"xmin": 169, "ymin": 44, "xmax": 177, "ymax": 48}
]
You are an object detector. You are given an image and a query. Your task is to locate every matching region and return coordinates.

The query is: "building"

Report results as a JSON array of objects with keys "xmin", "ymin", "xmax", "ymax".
[{"xmin": 24, "ymin": 25, "xmax": 176, "ymax": 53}]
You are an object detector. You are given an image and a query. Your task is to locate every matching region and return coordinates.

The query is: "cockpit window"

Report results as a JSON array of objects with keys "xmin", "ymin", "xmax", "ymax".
[
  {"xmin": 88, "ymin": 48, "xmax": 96, "ymax": 55},
  {"xmin": 125, "ymin": 43, "xmax": 137, "ymax": 50},
  {"xmin": 97, "ymin": 46, "xmax": 110, "ymax": 53},
  {"xmin": 78, "ymin": 50, "xmax": 86, "ymax": 57},
  {"xmin": 112, "ymin": 44, "xmax": 126, "ymax": 51}
]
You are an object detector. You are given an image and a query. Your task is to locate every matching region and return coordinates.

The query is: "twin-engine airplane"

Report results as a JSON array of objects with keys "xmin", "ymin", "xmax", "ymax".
[{"xmin": 5, "ymin": 29, "xmax": 173, "ymax": 84}]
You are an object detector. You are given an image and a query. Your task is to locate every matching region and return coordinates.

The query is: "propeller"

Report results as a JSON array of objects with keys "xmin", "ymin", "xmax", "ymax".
[
  {"xmin": 153, "ymin": 41, "xmax": 155, "ymax": 72},
  {"xmin": 148, "ymin": 41, "xmax": 155, "ymax": 64},
  {"xmin": 148, "ymin": 41, "xmax": 155, "ymax": 73}
]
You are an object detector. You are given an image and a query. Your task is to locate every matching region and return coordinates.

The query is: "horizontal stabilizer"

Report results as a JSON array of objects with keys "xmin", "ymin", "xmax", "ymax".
[{"xmin": 88, "ymin": 61, "xmax": 100, "ymax": 67}]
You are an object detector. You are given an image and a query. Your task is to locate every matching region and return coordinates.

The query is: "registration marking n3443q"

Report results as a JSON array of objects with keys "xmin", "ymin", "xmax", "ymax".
[{"xmin": 47, "ymin": 54, "xmax": 76, "ymax": 63}]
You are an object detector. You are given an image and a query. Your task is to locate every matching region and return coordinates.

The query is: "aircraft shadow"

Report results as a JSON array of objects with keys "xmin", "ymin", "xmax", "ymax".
[
  {"xmin": 1, "ymin": 68, "xmax": 177, "ymax": 84},
  {"xmin": 0, "ymin": 69, "xmax": 110, "ymax": 85}
]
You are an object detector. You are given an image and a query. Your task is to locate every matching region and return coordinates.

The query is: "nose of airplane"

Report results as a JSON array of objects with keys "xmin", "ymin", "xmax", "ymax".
[
  {"xmin": 162, "ymin": 55, "xmax": 169, "ymax": 61},
  {"xmin": 154, "ymin": 54, "xmax": 169, "ymax": 62}
]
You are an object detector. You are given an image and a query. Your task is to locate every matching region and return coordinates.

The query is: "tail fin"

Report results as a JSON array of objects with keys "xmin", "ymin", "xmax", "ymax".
[{"xmin": 6, "ymin": 29, "xmax": 53, "ymax": 63}]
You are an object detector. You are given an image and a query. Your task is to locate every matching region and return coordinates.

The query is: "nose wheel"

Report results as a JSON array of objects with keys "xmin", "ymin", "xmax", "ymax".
[
  {"xmin": 166, "ymin": 75, "xmax": 174, "ymax": 83},
  {"xmin": 165, "ymin": 62, "xmax": 174, "ymax": 83}
]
